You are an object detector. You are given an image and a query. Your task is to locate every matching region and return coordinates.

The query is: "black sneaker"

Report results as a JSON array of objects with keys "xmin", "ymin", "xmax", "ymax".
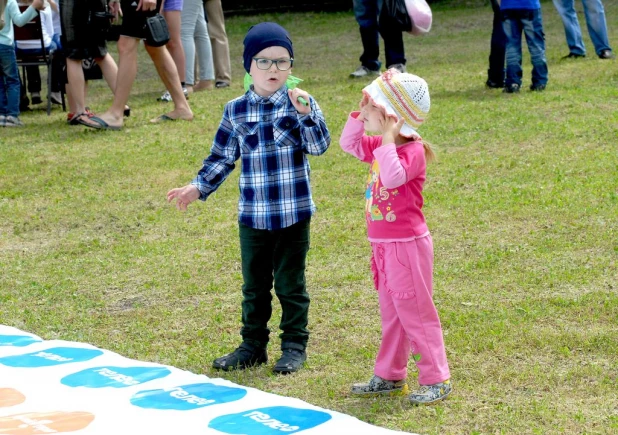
[
  {"xmin": 273, "ymin": 342, "xmax": 306, "ymax": 374},
  {"xmin": 529, "ymin": 84, "xmax": 546, "ymax": 92},
  {"xmin": 212, "ymin": 342, "xmax": 267, "ymax": 371},
  {"xmin": 486, "ymin": 79, "xmax": 503, "ymax": 89},
  {"xmin": 503, "ymin": 83, "xmax": 520, "ymax": 94},
  {"xmin": 561, "ymin": 52, "xmax": 585, "ymax": 60}
]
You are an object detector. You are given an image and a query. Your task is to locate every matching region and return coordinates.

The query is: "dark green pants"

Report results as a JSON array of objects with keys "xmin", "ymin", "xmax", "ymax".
[{"xmin": 239, "ymin": 218, "xmax": 311, "ymax": 349}]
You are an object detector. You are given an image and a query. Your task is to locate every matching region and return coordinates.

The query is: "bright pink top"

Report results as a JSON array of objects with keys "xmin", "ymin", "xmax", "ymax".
[{"xmin": 339, "ymin": 112, "xmax": 429, "ymax": 242}]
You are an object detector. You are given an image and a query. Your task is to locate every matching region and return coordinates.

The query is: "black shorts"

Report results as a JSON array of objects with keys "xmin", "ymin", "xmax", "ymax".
[
  {"xmin": 59, "ymin": 0, "xmax": 108, "ymax": 60},
  {"xmin": 119, "ymin": 0, "xmax": 163, "ymax": 41}
]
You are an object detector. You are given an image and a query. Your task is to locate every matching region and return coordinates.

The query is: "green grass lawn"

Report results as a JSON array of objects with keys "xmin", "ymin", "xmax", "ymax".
[{"xmin": 2, "ymin": 1, "xmax": 617, "ymax": 433}]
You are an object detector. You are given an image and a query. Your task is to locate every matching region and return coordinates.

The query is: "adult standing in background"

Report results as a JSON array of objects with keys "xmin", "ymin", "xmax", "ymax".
[
  {"xmin": 552, "ymin": 0, "xmax": 614, "ymax": 59},
  {"xmin": 349, "ymin": 0, "xmax": 407, "ymax": 78},
  {"xmin": 203, "ymin": 0, "xmax": 231, "ymax": 87},
  {"xmin": 158, "ymin": 0, "xmax": 189, "ymax": 101},
  {"xmin": 181, "ymin": 0, "xmax": 214, "ymax": 92},
  {"xmin": 83, "ymin": 0, "xmax": 193, "ymax": 130},
  {"xmin": 486, "ymin": 0, "xmax": 506, "ymax": 88},
  {"xmin": 59, "ymin": 0, "xmax": 123, "ymax": 126}
]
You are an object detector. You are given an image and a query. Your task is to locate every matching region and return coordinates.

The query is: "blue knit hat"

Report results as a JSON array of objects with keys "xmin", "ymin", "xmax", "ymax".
[{"xmin": 243, "ymin": 22, "xmax": 294, "ymax": 73}]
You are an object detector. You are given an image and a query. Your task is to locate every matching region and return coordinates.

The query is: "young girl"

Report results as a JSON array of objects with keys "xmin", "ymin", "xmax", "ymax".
[
  {"xmin": 0, "ymin": 0, "xmax": 45, "ymax": 127},
  {"xmin": 339, "ymin": 69, "xmax": 452, "ymax": 405}
]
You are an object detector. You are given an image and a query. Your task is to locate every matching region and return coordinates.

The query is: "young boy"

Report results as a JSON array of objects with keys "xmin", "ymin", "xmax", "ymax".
[
  {"xmin": 167, "ymin": 22, "xmax": 331, "ymax": 374},
  {"xmin": 501, "ymin": 0, "xmax": 548, "ymax": 93},
  {"xmin": 0, "ymin": 0, "xmax": 45, "ymax": 127}
]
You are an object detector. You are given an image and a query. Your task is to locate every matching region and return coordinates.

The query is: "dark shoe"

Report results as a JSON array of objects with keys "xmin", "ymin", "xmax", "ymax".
[
  {"xmin": 503, "ymin": 83, "xmax": 520, "ymax": 94},
  {"xmin": 349, "ymin": 65, "xmax": 380, "ymax": 78},
  {"xmin": 486, "ymin": 79, "xmax": 503, "ymax": 89},
  {"xmin": 215, "ymin": 81, "xmax": 230, "ymax": 88},
  {"xmin": 529, "ymin": 84, "xmax": 546, "ymax": 92},
  {"xmin": 561, "ymin": 52, "xmax": 585, "ymax": 60},
  {"xmin": 273, "ymin": 342, "xmax": 306, "ymax": 374},
  {"xmin": 598, "ymin": 49, "xmax": 615, "ymax": 59},
  {"xmin": 30, "ymin": 92, "xmax": 42, "ymax": 105},
  {"xmin": 212, "ymin": 343, "xmax": 267, "ymax": 371}
]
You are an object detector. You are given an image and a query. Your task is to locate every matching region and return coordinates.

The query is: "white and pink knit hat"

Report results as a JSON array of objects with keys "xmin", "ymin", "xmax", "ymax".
[{"xmin": 362, "ymin": 69, "xmax": 430, "ymax": 138}]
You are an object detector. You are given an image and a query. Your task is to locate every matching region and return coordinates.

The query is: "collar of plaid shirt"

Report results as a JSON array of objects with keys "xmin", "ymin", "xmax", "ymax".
[{"xmin": 246, "ymin": 85, "xmax": 290, "ymax": 106}]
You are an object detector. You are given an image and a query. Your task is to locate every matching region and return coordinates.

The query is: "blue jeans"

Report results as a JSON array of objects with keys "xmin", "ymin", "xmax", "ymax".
[
  {"xmin": 0, "ymin": 43, "xmax": 21, "ymax": 117},
  {"xmin": 353, "ymin": 0, "xmax": 406, "ymax": 70},
  {"xmin": 502, "ymin": 9, "xmax": 548, "ymax": 88},
  {"xmin": 552, "ymin": 0, "xmax": 612, "ymax": 56}
]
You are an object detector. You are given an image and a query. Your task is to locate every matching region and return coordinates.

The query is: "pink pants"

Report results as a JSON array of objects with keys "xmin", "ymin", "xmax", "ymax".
[{"xmin": 370, "ymin": 235, "xmax": 450, "ymax": 385}]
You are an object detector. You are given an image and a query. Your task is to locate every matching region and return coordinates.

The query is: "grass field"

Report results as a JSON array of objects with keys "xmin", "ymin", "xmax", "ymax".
[{"xmin": 2, "ymin": 1, "xmax": 617, "ymax": 433}]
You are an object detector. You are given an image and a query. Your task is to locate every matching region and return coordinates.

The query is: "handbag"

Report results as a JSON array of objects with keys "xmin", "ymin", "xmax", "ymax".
[
  {"xmin": 144, "ymin": 13, "xmax": 170, "ymax": 47},
  {"xmin": 381, "ymin": 0, "xmax": 412, "ymax": 33}
]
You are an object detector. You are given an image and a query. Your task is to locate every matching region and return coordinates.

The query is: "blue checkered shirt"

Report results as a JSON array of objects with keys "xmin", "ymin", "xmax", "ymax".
[{"xmin": 192, "ymin": 86, "xmax": 331, "ymax": 230}]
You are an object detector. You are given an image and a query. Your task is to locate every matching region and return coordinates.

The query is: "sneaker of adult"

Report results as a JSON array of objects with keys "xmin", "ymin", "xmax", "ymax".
[
  {"xmin": 486, "ymin": 79, "xmax": 503, "ymax": 89},
  {"xmin": 530, "ymin": 83, "xmax": 546, "ymax": 92},
  {"xmin": 387, "ymin": 63, "xmax": 406, "ymax": 73},
  {"xmin": 0, "ymin": 114, "xmax": 5, "ymax": 127},
  {"xmin": 215, "ymin": 81, "xmax": 230, "ymax": 88},
  {"xmin": 349, "ymin": 65, "xmax": 380, "ymax": 78},
  {"xmin": 212, "ymin": 343, "xmax": 267, "ymax": 371},
  {"xmin": 503, "ymin": 83, "xmax": 520, "ymax": 94},
  {"xmin": 351, "ymin": 375, "xmax": 409, "ymax": 397},
  {"xmin": 49, "ymin": 92, "xmax": 62, "ymax": 105},
  {"xmin": 273, "ymin": 342, "xmax": 306, "ymax": 374},
  {"xmin": 5, "ymin": 115, "xmax": 25, "ymax": 127},
  {"xmin": 409, "ymin": 380, "xmax": 453, "ymax": 406},
  {"xmin": 598, "ymin": 49, "xmax": 615, "ymax": 60},
  {"xmin": 561, "ymin": 52, "xmax": 585, "ymax": 60},
  {"xmin": 30, "ymin": 92, "xmax": 42, "ymax": 105},
  {"xmin": 158, "ymin": 88, "xmax": 190, "ymax": 102}
]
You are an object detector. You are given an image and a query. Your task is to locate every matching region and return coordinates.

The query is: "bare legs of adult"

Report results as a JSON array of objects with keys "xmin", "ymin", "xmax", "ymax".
[
  {"xmin": 83, "ymin": 36, "xmax": 192, "ymax": 130},
  {"xmin": 65, "ymin": 59, "xmax": 88, "ymax": 118},
  {"xmin": 66, "ymin": 53, "xmax": 123, "ymax": 124},
  {"xmin": 160, "ymin": 10, "xmax": 187, "ymax": 99},
  {"xmin": 145, "ymin": 43, "xmax": 193, "ymax": 123}
]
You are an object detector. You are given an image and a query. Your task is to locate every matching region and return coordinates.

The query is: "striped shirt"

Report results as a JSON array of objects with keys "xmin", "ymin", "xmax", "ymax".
[{"xmin": 192, "ymin": 86, "xmax": 331, "ymax": 230}]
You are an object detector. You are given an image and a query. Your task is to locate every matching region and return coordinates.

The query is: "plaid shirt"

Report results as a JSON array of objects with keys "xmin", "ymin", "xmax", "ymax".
[{"xmin": 192, "ymin": 86, "xmax": 331, "ymax": 230}]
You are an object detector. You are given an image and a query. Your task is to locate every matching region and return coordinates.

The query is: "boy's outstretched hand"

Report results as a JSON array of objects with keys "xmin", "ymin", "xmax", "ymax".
[
  {"xmin": 167, "ymin": 185, "xmax": 200, "ymax": 211},
  {"xmin": 288, "ymin": 87, "xmax": 311, "ymax": 115}
]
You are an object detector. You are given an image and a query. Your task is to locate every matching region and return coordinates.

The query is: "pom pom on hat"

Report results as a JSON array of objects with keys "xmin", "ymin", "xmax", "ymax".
[
  {"xmin": 362, "ymin": 69, "xmax": 430, "ymax": 138},
  {"xmin": 243, "ymin": 22, "xmax": 294, "ymax": 73}
]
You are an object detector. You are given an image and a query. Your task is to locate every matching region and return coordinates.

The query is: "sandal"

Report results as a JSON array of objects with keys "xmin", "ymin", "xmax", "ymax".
[
  {"xmin": 68, "ymin": 112, "xmax": 94, "ymax": 126},
  {"xmin": 67, "ymin": 107, "xmax": 94, "ymax": 124}
]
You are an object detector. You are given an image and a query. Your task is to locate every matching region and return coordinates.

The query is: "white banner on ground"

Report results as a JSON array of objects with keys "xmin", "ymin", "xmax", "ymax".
[{"xmin": 0, "ymin": 325, "xmax": 415, "ymax": 435}]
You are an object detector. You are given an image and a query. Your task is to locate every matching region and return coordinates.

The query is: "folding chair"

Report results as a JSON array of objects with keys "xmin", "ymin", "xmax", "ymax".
[{"xmin": 13, "ymin": 4, "xmax": 65, "ymax": 115}]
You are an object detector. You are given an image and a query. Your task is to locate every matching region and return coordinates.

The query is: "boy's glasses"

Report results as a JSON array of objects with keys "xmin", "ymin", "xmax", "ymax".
[{"xmin": 253, "ymin": 58, "xmax": 294, "ymax": 71}]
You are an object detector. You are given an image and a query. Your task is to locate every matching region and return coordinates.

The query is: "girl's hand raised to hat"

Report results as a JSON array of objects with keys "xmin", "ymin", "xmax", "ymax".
[
  {"xmin": 288, "ymin": 88, "xmax": 311, "ymax": 115},
  {"xmin": 381, "ymin": 117, "xmax": 405, "ymax": 146}
]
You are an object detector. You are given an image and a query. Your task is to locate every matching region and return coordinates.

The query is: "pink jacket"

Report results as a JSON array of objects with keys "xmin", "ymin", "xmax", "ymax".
[{"xmin": 339, "ymin": 112, "xmax": 429, "ymax": 241}]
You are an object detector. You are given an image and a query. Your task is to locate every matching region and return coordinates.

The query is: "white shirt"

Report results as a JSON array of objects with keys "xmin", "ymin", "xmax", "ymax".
[{"xmin": 15, "ymin": 5, "xmax": 53, "ymax": 50}]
